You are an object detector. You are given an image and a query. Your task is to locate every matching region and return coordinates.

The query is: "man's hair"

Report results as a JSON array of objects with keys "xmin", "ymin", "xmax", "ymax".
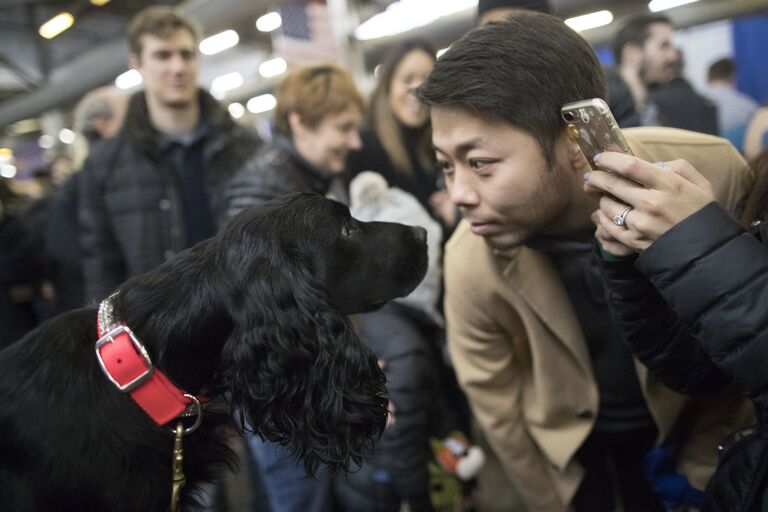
[
  {"xmin": 273, "ymin": 65, "xmax": 364, "ymax": 138},
  {"xmin": 73, "ymin": 86, "xmax": 127, "ymax": 142},
  {"xmin": 417, "ymin": 11, "xmax": 605, "ymax": 166},
  {"xmin": 612, "ymin": 13, "xmax": 672, "ymax": 65},
  {"xmin": 127, "ymin": 6, "xmax": 199, "ymax": 56},
  {"xmin": 708, "ymin": 57, "xmax": 735, "ymax": 82}
]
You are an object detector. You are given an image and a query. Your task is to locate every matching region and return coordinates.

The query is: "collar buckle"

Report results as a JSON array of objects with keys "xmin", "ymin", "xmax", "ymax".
[{"xmin": 95, "ymin": 325, "xmax": 154, "ymax": 393}]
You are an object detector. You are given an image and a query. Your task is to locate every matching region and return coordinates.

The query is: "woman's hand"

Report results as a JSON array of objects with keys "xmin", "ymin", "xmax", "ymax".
[{"xmin": 584, "ymin": 152, "xmax": 715, "ymax": 252}]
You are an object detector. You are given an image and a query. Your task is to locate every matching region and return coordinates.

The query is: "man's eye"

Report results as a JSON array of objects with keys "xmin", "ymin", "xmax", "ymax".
[{"xmin": 469, "ymin": 159, "xmax": 493, "ymax": 170}]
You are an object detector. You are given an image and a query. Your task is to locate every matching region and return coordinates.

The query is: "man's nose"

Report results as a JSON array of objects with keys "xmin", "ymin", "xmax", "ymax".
[{"xmin": 449, "ymin": 171, "xmax": 479, "ymax": 207}]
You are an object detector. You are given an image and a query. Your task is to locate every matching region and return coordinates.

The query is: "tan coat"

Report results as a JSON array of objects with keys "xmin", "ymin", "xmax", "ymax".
[{"xmin": 444, "ymin": 128, "xmax": 756, "ymax": 511}]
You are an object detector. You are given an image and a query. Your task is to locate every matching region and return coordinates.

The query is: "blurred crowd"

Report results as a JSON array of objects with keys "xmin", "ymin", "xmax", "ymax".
[{"xmin": 2, "ymin": 0, "xmax": 768, "ymax": 511}]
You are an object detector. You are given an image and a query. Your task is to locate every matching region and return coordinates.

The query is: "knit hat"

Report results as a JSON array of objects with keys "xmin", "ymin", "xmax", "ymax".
[
  {"xmin": 477, "ymin": 0, "xmax": 551, "ymax": 16},
  {"xmin": 350, "ymin": 171, "xmax": 443, "ymax": 323}
]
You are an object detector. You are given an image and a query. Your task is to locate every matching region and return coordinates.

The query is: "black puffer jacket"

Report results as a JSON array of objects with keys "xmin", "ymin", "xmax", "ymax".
[
  {"xmin": 223, "ymin": 136, "xmax": 338, "ymax": 218},
  {"xmin": 335, "ymin": 303, "xmax": 450, "ymax": 510},
  {"xmin": 599, "ymin": 202, "xmax": 768, "ymax": 512},
  {"xmin": 78, "ymin": 90, "xmax": 257, "ymax": 301}
]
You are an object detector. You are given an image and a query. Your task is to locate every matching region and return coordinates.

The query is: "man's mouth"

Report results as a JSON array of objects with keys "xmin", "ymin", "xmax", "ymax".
[{"xmin": 469, "ymin": 221, "xmax": 500, "ymax": 236}]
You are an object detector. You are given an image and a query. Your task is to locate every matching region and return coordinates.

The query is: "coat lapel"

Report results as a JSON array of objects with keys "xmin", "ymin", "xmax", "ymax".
[{"xmin": 500, "ymin": 246, "xmax": 594, "ymax": 377}]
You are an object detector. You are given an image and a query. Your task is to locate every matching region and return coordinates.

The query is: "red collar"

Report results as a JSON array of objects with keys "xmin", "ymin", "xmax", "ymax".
[{"xmin": 95, "ymin": 298, "xmax": 206, "ymax": 427}]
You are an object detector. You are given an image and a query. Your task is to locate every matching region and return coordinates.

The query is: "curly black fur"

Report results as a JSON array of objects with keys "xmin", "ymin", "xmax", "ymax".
[{"xmin": 0, "ymin": 193, "xmax": 427, "ymax": 512}]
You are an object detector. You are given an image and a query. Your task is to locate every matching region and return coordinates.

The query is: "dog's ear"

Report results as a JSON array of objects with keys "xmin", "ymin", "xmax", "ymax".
[{"xmin": 219, "ymin": 259, "xmax": 388, "ymax": 475}]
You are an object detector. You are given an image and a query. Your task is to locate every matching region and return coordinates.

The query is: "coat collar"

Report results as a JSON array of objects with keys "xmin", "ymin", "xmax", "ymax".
[{"xmin": 120, "ymin": 89, "xmax": 235, "ymax": 159}]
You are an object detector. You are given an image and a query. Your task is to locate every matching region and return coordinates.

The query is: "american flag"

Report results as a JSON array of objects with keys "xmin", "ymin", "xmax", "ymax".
[{"xmin": 273, "ymin": 0, "xmax": 338, "ymax": 65}]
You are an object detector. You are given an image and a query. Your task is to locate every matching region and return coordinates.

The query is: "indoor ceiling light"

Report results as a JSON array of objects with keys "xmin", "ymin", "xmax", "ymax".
[
  {"xmin": 210, "ymin": 72, "xmax": 244, "ymax": 97},
  {"xmin": 0, "ymin": 148, "xmax": 12, "ymax": 167},
  {"xmin": 259, "ymin": 57, "xmax": 287, "ymax": 78},
  {"xmin": 247, "ymin": 94, "xmax": 277, "ymax": 114},
  {"xmin": 199, "ymin": 30, "xmax": 239, "ymax": 56},
  {"xmin": 39, "ymin": 12, "xmax": 74, "ymax": 39},
  {"xmin": 115, "ymin": 69, "xmax": 143, "ymax": 90},
  {"xmin": 564, "ymin": 10, "xmax": 614, "ymax": 32},
  {"xmin": 59, "ymin": 129, "xmax": 75, "ymax": 145},
  {"xmin": 38, "ymin": 135, "xmax": 55, "ymax": 149},
  {"xmin": 649, "ymin": 0, "xmax": 700, "ymax": 12},
  {"xmin": 228, "ymin": 103, "xmax": 246, "ymax": 119},
  {"xmin": 1, "ymin": 164, "xmax": 17, "ymax": 179},
  {"xmin": 355, "ymin": 0, "xmax": 478, "ymax": 41},
  {"xmin": 256, "ymin": 12, "xmax": 282, "ymax": 32},
  {"xmin": 90, "ymin": 0, "xmax": 111, "ymax": 5}
]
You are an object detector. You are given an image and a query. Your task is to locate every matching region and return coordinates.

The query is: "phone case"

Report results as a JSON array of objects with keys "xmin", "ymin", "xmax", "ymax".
[{"xmin": 561, "ymin": 98, "xmax": 633, "ymax": 170}]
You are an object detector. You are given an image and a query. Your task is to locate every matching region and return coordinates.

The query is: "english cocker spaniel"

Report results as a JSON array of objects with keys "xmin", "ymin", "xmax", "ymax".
[{"xmin": 0, "ymin": 193, "xmax": 428, "ymax": 512}]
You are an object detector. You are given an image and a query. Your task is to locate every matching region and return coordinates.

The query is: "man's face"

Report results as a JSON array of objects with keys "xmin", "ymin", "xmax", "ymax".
[
  {"xmin": 131, "ymin": 29, "xmax": 199, "ymax": 109},
  {"xmin": 295, "ymin": 106, "xmax": 363, "ymax": 174},
  {"xmin": 640, "ymin": 22, "xmax": 677, "ymax": 85},
  {"xmin": 431, "ymin": 107, "xmax": 577, "ymax": 250}
]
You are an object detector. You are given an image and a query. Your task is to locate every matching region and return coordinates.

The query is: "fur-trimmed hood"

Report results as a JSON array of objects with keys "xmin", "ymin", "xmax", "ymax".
[{"xmin": 120, "ymin": 88, "xmax": 240, "ymax": 160}]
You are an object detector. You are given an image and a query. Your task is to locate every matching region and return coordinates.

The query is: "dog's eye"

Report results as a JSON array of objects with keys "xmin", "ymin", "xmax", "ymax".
[{"xmin": 341, "ymin": 221, "xmax": 355, "ymax": 237}]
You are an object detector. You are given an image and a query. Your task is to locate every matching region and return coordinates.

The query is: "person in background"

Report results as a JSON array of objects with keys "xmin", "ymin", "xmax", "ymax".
[
  {"xmin": 0, "ymin": 179, "xmax": 45, "ymax": 348},
  {"xmin": 346, "ymin": 39, "xmax": 457, "ymax": 230},
  {"xmin": 705, "ymin": 57, "xmax": 759, "ymax": 137},
  {"xmin": 586, "ymin": 147, "xmax": 768, "ymax": 512},
  {"xmin": 612, "ymin": 13, "xmax": 678, "ymax": 125},
  {"xmin": 334, "ymin": 171, "xmax": 449, "ymax": 512},
  {"xmin": 225, "ymin": 63, "xmax": 365, "ymax": 512},
  {"xmin": 78, "ymin": 6, "xmax": 257, "ymax": 302},
  {"xmin": 44, "ymin": 87, "xmax": 128, "ymax": 314},
  {"xmin": 645, "ymin": 47, "xmax": 719, "ymax": 135},
  {"xmin": 417, "ymin": 12, "xmax": 755, "ymax": 511},
  {"xmin": 71, "ymin": 85, "xmax": 129, "ymax": 168}
]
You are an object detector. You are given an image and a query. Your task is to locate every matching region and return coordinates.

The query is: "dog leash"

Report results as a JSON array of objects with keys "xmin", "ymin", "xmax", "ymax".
[{"xmin": 95, "ymin": 292, "xmax": 206, "ymax": 512}]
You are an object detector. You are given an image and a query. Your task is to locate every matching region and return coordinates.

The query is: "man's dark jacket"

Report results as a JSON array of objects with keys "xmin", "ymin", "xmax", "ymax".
[
  {"xmin": 598, "ymin": 203, "xmax": 768, "ymax": 512},
  {"xmin": 78, "ymin": 90, "xmax": 258, "ymax": 301},
  {"xmin": 646, "ymin": 78, "xmax": 719, "ymax": 135}
]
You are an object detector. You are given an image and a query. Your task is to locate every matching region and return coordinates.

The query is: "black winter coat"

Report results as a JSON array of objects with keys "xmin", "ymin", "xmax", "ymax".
[
  {"xmin": 78, "ymin": 90, "xmax": 258, "ymax": 301},
  {"xmin": 599, "ymin": 202, "xmax": 768, "ymax": 512},
  {"xmin": 335, "ymin": 303, "xmax": 450, "ymax": 509},
  {"xmin": 223, "ymin": 136, "xmax": 336, "ymax": 218}
]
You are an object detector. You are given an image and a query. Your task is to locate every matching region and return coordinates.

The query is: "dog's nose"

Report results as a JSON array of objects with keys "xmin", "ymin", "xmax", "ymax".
[{"xmin": 412, "ymin": 226, "xmax": 427, "ymax": 243}]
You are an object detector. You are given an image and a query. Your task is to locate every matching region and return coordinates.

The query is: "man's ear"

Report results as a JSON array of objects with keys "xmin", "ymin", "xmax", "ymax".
[
  {"xmin": 621, "ymin": 44, "xmax": 642, "ymax": 68},
  {"xmin": 565, "ymin": 133, "xmax": 590, "ymax": 172},
  {"xmin": 288, "ymin": 112, "xmax": 307, "ymax": 137},
  {"xmin": 128, "ymin": 53, "xmax": 140, "ymax": 71}
]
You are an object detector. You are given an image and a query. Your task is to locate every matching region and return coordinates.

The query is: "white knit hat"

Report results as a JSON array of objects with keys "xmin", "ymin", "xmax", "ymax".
[{"xmin": 350, "ymin": 171, "xmax": 443, "ymax": 323}]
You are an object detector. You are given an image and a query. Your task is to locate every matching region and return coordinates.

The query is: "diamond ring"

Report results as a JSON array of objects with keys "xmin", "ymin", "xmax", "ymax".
[{"xmin": 613, "ymin": 206, "xmax": 633, "ymax": 227}]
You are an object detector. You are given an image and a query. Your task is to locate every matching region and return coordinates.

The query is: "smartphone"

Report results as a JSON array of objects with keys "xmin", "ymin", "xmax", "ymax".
[{"xmin": 561, "ymin": 98, "xmax": 633, "ymax": 170}]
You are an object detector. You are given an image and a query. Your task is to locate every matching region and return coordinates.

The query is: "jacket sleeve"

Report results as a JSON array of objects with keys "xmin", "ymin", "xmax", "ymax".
[
  {"xmin": 636, "ymin": 202, "xmax": 768, "ymax": 398},
  {"xmin": 598, "ymin": 249, "xmax": 726, "ymax": 394},
  {"xmin": 77, "ymin": 145, "xmax": 125, "ymax": 301},
  {"xmin": 223, "ymin": 154, "xmax": 298, "ymax": 221},
  {"xmin": 444, "ymin": 251, "xmax": 563, "ymax": 511}
]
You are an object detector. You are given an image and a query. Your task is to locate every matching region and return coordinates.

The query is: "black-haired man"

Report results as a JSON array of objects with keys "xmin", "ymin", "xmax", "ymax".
[{"xmin": 418, "ymin": 11, "xmax": 754, "ymax": 512}]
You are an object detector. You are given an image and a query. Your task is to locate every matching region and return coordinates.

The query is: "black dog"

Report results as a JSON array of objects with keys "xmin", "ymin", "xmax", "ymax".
[{"xmin": 0, "ymin": 193, "xmax": 427, "ymax": 511}]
